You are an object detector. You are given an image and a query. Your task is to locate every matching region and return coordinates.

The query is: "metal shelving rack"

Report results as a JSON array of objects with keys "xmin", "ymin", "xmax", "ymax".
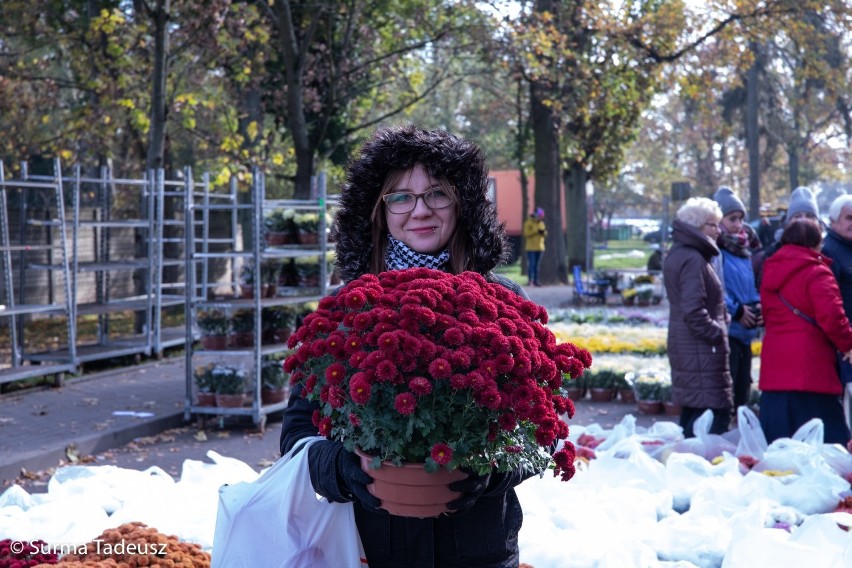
[
  {"xmin": 23, "ymin": 165, "xmax": 157, "ymax": 365},
  {"xmin": 184, "ymin": 169, "xmax": 334, "ymax": 430},
  {"xmin": 0, "ymin": 161, "xmax": 196, "ymax": 376},
  {"xmin": 0, "ymin": 159, "xmax": 76, "ymax": 385}
]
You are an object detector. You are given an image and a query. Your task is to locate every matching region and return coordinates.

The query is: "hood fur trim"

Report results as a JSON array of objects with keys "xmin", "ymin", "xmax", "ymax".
[{"xmin": 334, "ymin": 124, "xmax": 509, "ymax": 282}]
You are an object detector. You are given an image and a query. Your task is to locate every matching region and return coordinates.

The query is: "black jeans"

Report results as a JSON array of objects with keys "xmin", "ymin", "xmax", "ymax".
[
  {"xmin": 679, "ymin": 406, "xmax": 732, "ymax": 438},
  {"xmin": 729, "ymin": 338, "xmax": 753, "ymax": 409}
]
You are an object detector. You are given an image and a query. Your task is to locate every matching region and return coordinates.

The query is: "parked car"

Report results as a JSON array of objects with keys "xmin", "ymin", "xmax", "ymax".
[{"xmin": 643, "ymin": 226, "xmax": 672, "ymax": 243}]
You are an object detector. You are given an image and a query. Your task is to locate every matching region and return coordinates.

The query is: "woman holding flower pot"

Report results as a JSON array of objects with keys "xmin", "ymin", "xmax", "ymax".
[{"xmin": 280, "ymin": 124, "xmax": 585, "ymax": 568}]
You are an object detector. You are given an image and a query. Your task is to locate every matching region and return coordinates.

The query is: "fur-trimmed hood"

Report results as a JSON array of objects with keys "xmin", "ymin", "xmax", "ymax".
[{"xmin": 334, "ymin": 124, "xmax": 509, "ymax": 282}]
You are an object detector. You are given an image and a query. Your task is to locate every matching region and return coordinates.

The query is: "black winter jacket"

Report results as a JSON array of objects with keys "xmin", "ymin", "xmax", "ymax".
[{"xmin": 280, "ymin": 124, "xmax": 531, "ymax": 568}]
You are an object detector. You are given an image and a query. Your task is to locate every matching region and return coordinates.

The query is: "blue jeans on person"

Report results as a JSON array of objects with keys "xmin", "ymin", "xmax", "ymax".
[
  {"xmin": 527, "ymin": 251, "xmax": 542, "ymax": 285},
  {"xmin": 759, "ymin": 391, "xmax": 851, "ymax": 445}
]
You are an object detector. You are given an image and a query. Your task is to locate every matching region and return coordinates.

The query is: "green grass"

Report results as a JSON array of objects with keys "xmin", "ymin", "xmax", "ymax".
[
  {"xmin": 593, "ymin": 239, "xmax": 654, "ymax": 271},
  {"xmin": 495, "ymin": 238, "xmax": 656, "ymax": 283}
]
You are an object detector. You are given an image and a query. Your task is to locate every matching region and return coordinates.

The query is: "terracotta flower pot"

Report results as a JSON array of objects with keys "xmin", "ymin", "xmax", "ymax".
[
  {"xmin": 298, "ymin": 230, "xmax": 319, "ymax": 245},
  {"xmin": 241, "ymin": 285, "xmax": 254, "ymax": 299},
  {"xmin": 201, "ymin": 335, "xmax": 228, "ymax": 350},
  {"xmin": 265, "ymin": 232, "xmax": 291, "ymax": 246},
  {"xmin": 196, "ymin": 392, "xmax": 217, "ymax": 407},
  {"xmin": 589, "ymin": 388, "xmax": 615, "ymax": 402},
  {"xmin": 261, "ymin": 387, "xmax": 288, "ymax": 405},
  {"xmin": 216, "ymin": 393, "xmax": 247, "ymax": 408},
  {"xmin": 637, "ymin": 400, "xmax": 663, "ymax": 415},
  {"xmin": 565, "ymin": 387, "xmax": 584, "ymax": 401},
  {"xmin": 230, "ymin": 331, "xmax": 255, "ymax": 348},
  {"xmin": 663, "ymin": 401, "xmax": 682, "ymax": 416},
  {"xmin": 356, "ymin": 449, "xmax": 466, "ymax": 518},
  {"xmin": 619, "ymin": 389, "xmax": 636, "ymax": 404}
]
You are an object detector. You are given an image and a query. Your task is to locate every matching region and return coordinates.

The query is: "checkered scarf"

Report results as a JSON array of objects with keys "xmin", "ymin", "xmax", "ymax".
[{"xmin": 385, "ymin": 235, "xmax": 450, "ymax": 272}]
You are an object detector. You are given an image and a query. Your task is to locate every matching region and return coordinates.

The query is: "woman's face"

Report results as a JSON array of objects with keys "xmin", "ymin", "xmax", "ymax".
[
  {"xmin": 383, "ymin": 164, "xmax": 457, "ymax": 254},
  {"xmin": 701, "ymin": 215, "xmax": 722, "ymax": 239},
  {"xmin": 720, "ymin": 211, "xmax": 744, "ymax": 234}
]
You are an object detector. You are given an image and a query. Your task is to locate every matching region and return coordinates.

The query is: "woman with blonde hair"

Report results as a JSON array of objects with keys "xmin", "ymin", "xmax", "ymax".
[{"xmin": 663, "ymin": 197, "xmax": 733, "ymax": 437}]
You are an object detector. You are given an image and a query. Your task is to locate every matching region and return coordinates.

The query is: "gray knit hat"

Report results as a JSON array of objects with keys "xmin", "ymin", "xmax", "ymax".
[
  {"xmin": 712, "ymin": 186, "xmax": 745, "ymax": 217},
  {"xmin": 787, "ymin": 186, "xmax": 819, "ymax": 220}
]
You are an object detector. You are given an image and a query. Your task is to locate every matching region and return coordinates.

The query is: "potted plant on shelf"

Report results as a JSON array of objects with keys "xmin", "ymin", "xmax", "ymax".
[
  {"xmin": 294, "ymin": 255, "xmax": 323, "ymax": 287},
  {"xmin": 230, "ymin": 308, "xmax": 256, "ymax": 347},
  {"xmin": 294, "ymin": 212, "xmax": 321, "ymax": 244},
  {"xmin": 239, "ymin": 263, "xmax": 256, "ymax": 299},
  {"xmin": 197, "ymin": 309, "xmax": 229, "ymax": 350},
  {"xmin": 193, "ymin": 363, "xmax": 218, "ymax": 406},
  {"xmin": 260, "ymin": 259, "xmax": 283, "ymax": 297},
  {"xmin": 629, "ymin": 371, "xmax": 665, "ymax": 415},
  {"xmin": 262, "ymin": 305, "xmax": 296, "ymax": 344},
  {"xmin": 213, "ymin": 364, "xmax": 248, "ymax": 407},
  {"xmin": 263, "ymin": 208, "xmax": 295, "ymax": 246},
  {"xmin": 260, "ymin": 356, "xmax": 289, "ymax": 405},
  {"xmin": 286, "ymin": 268, "xmax": 591, "ymax": 517}
]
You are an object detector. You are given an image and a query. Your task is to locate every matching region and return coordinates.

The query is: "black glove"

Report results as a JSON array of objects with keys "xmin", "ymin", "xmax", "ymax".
[
  {"xmin": 307, "ymin": 440, "xmax": 382, "ymax": 511},
  {"xmin": 447, "ymin": 470, "xmax": 491, "ymax": 513}
]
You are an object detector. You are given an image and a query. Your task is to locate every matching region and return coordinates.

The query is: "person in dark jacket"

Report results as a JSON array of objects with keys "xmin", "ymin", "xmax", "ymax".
[
  {"xmin": 280, "ymin": 124, "xmax": 532, "ymax": 568},
  {"xmin": 822, "ymin": 194, "xmax": 852, "ymax": 429},
  {"xmin": 712, "ymin": 187, "xmax": 763, "ymax": 411},
  {"xmin": 663, "ymin": 197, "xmax": 733, "ymax": 438},
  {"xmin": 759, "ymin": 218, "xmax": 852, "ymax": 445}
]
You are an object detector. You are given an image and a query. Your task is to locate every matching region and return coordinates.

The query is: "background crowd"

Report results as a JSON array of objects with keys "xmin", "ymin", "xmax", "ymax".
[{"xmin": 662, "ymin": 186, "xmax": 852, "ymax": 449}]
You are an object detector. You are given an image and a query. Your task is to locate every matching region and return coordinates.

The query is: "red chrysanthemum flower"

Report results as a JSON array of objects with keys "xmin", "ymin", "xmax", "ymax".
[
  {"xmin": 325, "ymin": 363, "xmax": 347, "ymax": 386},
  {"xmin": 428, "ymin": 358, "xmax": 452, "ymax": 379},
  {"xmin": 408, "ymin": 376, "xmax": 433, "ymax": 396},
  {"xmin": 318, "ymin": 416, "xmax": 332, "ymax": 436},
  {"xmin": 349, "ymin": 373, "xmax": 373, "ymax": 404},
  {"xmin": 394, "ymin": 392, "xmax": 417, "ymax": 415},
  {"xmin": 430, "ymin": 443, "xmax": 453, "ymax": 465}
]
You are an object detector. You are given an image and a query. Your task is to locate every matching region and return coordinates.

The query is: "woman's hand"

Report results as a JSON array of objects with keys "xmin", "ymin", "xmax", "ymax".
[{"xmin": 843, "ymin": 349, "xmax": 852, "ymax": 364}]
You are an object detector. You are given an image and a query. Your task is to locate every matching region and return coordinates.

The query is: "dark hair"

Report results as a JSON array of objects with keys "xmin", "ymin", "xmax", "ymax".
[{"xmin": 780, "ymin": 218, "xmax": 822, "ymax": 249}]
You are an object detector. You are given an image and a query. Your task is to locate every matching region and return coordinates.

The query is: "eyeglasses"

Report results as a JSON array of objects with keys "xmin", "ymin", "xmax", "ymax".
[
  {"xmin": 704, "ymin": 222, "xmax": 721, "ymax": 231},
  {"xmin": 382, "ymin": 188, "xmax": 454, "ymax": 214}
]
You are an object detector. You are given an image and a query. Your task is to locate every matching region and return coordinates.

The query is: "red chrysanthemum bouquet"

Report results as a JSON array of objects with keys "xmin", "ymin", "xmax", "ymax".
[{"xmin": 284, "ymin": 268, "xmax": 591, "ymax": 481}]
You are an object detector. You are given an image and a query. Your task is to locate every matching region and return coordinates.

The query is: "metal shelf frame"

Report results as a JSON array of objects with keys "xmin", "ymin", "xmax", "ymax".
[
  {"xmin": 183, "ymin": 169, "xmax": 334, "ymax": 430},
  {"xmin": 0, "ymin": 160, "xmax": 202, "ymax": 383},
  {"xmin": 0, "ymin": 158, "xmax": 76, "ymax": 385}
]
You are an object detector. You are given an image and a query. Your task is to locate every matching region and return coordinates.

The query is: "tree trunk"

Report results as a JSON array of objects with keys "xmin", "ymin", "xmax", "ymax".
[
  {"xmin": 275, "ymin": 0, "xmax": 317, "ymax": 199},
  {"xmin": 146, "ymin": 0, "xmax": 169, "ymax": 171},
  {"xmin": 138, "ymin": 0, "xmax": 170, "ymax": 334},
  {"xmin": 238, "ymin": 84, "xmax": 265, "ymax": 251},
  {"xmin": 746, "ymin": 43, "xmax": 761, "ymax": 218},
  {"xmin": 564, "ymin": 163, "xmax": 588, "ymax": 274},
  {"xmin": 530, "ymin": 83, "xmax": 563, "ymax": 285},
  {"xmin": 788, "ymin": 146, "xmax": 799, "ymax": 190}
]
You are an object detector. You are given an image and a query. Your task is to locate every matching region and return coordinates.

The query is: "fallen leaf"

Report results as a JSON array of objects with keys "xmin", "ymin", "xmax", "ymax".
[
  {"xmin": 194, "ymin": 431, "xmax": 208, "ymax": 442},
  {"xmin": 66, "ymin": 443, "xmax": 80, "ymax": 463}
]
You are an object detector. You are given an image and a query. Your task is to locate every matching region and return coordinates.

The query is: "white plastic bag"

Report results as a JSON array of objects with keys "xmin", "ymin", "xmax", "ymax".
[{"xmin": 211, "ymin": 436, "xmax": 366, "ymax": 567}]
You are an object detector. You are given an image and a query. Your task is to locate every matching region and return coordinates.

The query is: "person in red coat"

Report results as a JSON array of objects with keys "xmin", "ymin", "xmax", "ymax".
[{"xmin": 759, "ymin": 218, "xmax": 852, "ymax": 445}]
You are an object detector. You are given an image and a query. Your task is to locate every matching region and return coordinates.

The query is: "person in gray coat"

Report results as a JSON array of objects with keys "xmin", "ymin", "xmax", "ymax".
[{"xmin": 663, "ymin": 197, "xmax": 734, "ymax": 437}]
